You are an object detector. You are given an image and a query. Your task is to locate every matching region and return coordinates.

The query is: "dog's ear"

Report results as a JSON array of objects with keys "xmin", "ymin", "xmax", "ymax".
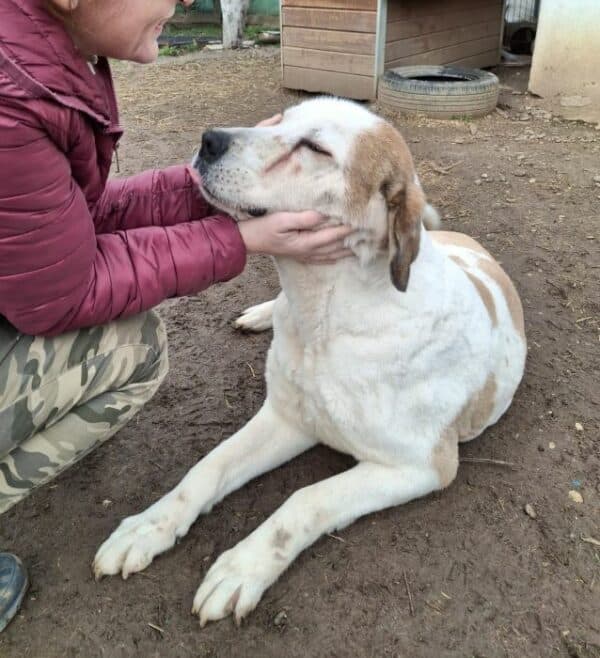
[
  {"xmin": 383, "ymin": 177, "xmax": 425, "ymax": 292},
  {"xmin": 346, "ymin": 121, "xmax": 425, "ymax": 291}
]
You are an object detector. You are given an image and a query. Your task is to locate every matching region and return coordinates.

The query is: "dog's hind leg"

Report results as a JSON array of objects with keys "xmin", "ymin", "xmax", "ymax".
[
  {"xmin": 193, "ymin": 459, "xmax": 449, "ymax": 626},
  {"xmin": 93, "ymin": 399, "xmax": 315, "ymax": 580},
  {"xmin": 233, "ymin": 299, "xmax": 277, "ymax": 332}
]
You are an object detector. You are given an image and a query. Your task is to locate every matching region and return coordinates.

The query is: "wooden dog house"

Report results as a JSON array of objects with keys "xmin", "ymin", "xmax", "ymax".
[{"xmin": 280, "ymin": 0, "xmax": 505, "ymax": 100}]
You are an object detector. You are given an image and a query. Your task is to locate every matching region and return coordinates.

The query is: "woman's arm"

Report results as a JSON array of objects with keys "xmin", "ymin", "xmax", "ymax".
[
  {"xmin": 0, "ymin": 112, "xmax": 246, "ymax": 336},
  {"xmin": 93, "ymin": 164, "xmax": 212, "ymax": 232}
]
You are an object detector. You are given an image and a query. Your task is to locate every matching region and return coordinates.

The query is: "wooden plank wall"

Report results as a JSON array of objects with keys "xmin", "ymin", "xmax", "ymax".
[
  {"xmin": 385, "ymin": 0, "xmax": 503, "ymax": 70},
  {"xmin": 281, "ymin": 0, "xmax": 378, "ymax": 99}
]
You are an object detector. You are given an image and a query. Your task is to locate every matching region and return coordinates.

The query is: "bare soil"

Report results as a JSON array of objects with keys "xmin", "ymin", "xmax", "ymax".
[{"xmin": 1, "ymin": 48, "xmax": 599, "ymax": 658}]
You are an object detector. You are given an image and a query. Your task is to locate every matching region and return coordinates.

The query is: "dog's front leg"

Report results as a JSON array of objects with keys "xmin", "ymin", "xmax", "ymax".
[
  {"xmin": 93, "ymin": 400, "xmax": 315, "ymax": 580},
  {"xmin": 193, "ymin": 460, "xmax": 447, "ymax": 626}
]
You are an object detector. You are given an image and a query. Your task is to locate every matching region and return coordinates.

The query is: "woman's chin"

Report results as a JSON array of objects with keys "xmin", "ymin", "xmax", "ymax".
[{"xmin": 128, "ymin": 40, "xmax": 160, "ymax": 64}]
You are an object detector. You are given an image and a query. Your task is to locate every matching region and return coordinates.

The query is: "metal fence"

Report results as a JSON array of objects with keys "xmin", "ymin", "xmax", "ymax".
[
  {"xmin": 504, "ymin": 0, "xmax": 540, "ymax": 54},
  {"xmin": 505, "ymin": 0, "xmax": 540, "ymax": 24}
]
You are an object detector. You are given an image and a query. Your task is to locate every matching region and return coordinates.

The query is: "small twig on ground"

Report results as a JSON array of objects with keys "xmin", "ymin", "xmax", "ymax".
[
  {"xmin": 246, "ymin": 362, "xmax": 257, "ymax": 378},
  {"xmin": 403, "ymin": 570, "xmax": 415, "ymax": 616},
  {"xmin": 327, "ymin": 533, "xmax": 346, "ymax": 543},
  {"xmin": 425, "ymin": 600, "xmax": 442, "ymax": 614},
  {"xmin": 147, "ymin": 622, "xmax": 165, "ymax": 636},
  {"xmin": 460, "ymin": 457, "xmax": 517, "ymax": 468},
  {"xmin": 427, "ymin": 160, "xmax": 462, "ymax": 175},
  {"xmin": 580, "ymin": 534, "xmax": 600, "ymax": 547}
]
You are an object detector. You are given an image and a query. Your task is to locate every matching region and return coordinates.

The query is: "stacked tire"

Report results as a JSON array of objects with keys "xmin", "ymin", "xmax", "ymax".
[{"xmin": 378, "ymin": 66, "xmax": 500, "ymax": 119}]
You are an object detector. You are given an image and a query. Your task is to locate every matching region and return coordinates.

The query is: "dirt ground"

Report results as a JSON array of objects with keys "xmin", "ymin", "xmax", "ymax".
[{"xmin": 1, "ymin": 48, "xmax": 599, "ymax": 658}]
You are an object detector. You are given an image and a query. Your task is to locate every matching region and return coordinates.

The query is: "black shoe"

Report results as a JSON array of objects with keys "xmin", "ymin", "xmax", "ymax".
[{"xmin": 0, "ymin": 553, "xmax": 28, "ymax": 633}]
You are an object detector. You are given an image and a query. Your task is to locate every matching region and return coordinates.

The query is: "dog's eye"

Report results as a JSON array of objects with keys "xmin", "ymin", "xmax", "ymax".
[{"xmin": 298, "ymin": 139, "xmax": 331, "ymax": 157}]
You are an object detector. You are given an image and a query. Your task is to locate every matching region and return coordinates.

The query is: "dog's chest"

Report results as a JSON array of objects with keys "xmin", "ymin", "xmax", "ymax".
[{"xmin": 265, "ymin": 310, "xmax": 423, "ymax": 461}]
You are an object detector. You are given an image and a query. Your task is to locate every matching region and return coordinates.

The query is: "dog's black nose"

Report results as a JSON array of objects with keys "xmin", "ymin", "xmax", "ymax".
[{"xmin": 200, "ymin": 130, "xmax": 231, "ymax": 163}]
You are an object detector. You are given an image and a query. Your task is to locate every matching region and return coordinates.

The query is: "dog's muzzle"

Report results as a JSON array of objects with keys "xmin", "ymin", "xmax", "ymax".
[{"xmin": 192, "ymin": 129, "xmax": 268, "ymax": 219}]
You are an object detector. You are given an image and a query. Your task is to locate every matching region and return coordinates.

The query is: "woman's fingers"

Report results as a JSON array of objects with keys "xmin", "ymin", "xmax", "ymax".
[
  {"xmin": 255, "ymin": 113, "xmax": 283, "ymax": 128},
  {"xmin": 302, "ymin": 223, "xmax": 355, "ymax": 249},
  {"xmin": 303, "ymin": 248, "xmax": 355, "ymax": 264}
]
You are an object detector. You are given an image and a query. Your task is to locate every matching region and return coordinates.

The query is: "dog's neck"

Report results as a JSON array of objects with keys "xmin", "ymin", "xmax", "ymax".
[{"xmin": 274, "ymin": 226, "xmax": 446, "ymax": 341}]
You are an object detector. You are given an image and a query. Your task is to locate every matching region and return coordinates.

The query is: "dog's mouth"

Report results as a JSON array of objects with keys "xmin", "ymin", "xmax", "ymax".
[
  {"xmin": 200, "ymin": 183, "xmax": 268, "ymax": 220},
  {"xmin": 247, "ymin": 207, "xmax": 268, "ymax": 217}
]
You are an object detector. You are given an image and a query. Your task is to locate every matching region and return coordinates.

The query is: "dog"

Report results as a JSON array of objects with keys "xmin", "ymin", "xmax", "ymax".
[{"xmin": 93, "ymin": 97, "xmax": 526, "ymax": 626}]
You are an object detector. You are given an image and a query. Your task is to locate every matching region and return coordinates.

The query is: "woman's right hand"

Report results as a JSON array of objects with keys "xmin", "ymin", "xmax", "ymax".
[{"xmin": 237, "ymin": 211, "xmax": 355, "ymax": 264}]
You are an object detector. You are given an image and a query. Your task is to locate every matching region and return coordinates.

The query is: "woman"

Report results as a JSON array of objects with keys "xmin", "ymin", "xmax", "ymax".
[{"xmin": 0, "ymin": 0, "xmax": 353, "ymax": 631}]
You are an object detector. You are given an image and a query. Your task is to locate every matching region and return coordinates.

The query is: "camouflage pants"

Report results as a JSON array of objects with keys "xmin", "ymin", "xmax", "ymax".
[{"xmin": 0, "ymin": 311, "xmax": 168, "ymax": 515}]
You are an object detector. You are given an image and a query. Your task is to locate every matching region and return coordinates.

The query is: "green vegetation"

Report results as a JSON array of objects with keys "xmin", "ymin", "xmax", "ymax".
[
  {"xmin": 162, "ymin": 24, "xmax": 222, "ymax": 39},
  {"xmin": 158, "ymin": 24, "xmax": 277, "ymax": 57}
]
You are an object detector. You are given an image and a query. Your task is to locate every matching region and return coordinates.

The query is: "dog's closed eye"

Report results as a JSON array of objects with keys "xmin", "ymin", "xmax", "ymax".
[{"xmin": 296, "ymin": 138, "xmax": 332, "ymax": 157}]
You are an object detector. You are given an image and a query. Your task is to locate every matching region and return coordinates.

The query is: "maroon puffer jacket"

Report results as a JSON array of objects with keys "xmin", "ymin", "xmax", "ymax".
[{"xmin": 0, "ymin": 0, "xmax": 246, "ymax": 336}]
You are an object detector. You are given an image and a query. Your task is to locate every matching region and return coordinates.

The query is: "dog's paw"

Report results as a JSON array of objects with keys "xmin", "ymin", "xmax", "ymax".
[
  {"xmin": 93, "ymin": 500, "xmax": 189, "ymax": 580},
  {"xmin": 192, "ymin": 541, "xmax": 278, "ymax": 626},
  {"xmin": 233, "ymin": 300, "xmax": 275, "ymax": 332}
]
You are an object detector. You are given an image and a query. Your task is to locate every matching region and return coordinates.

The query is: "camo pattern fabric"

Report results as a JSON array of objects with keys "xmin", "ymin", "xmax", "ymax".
[{"xmin": 0, "ymin": 311, "xmax": 168, "ymax": 515}]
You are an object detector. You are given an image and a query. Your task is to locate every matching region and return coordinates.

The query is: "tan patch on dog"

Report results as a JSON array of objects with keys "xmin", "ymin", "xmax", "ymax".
[
  {"xmin": 346, "ymin": 122, "xmax": 424, "ymax": 291},
  {"xmin": 433, "ymin": 374, "xmax": 497, "ymax": 486},
  {"xmin": 466, "ymin": 272, "xmax": 498, "ymax": 326},
  {"xmin": 454, "ymin": 374, "xmax": 497, "ymax": 443},
  {"xmin": 449, "ymin": 254, "xmax": 468, "ymax": 269},
  {"xmin": 433, "ymin": 231, "xmax": 524, "ymax": 338},
  {"xmin": 431, "ymin": 231, "xmax": 493, "ymax": 260},
  {"xmin": 432, "ymin": 436, "xmax": 458, "ymax": 488},
  {"xmin": 346, "ymin": 122, "xmax": 415, "ymax": 211},
  {"xmin": 272, "ymin": 528, "xmax": 292, "ymax": 549},
  {"xmin": 477, "ymin": 258, "xmax": 525, "ymax": 339}
]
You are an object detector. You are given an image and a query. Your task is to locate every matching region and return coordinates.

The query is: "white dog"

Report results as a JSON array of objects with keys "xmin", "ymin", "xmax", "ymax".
[{"xmin": 93, "ymin": 98, "xmax": 526, "ymax": 626}]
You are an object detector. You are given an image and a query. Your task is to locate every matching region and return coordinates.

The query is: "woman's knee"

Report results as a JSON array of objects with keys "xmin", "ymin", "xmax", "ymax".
[
  {"xmin": 0, "ymin": 311, "xmax": 169, "ymax": 457},
  {"xmin": 124, "ymin": 310, "xmax": 169, "ymax": 386}
]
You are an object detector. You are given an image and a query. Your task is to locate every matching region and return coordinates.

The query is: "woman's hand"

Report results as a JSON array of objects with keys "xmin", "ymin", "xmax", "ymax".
[{"xmin": 237, "ymin": 211, "xmax": 355, "ymax": 264}]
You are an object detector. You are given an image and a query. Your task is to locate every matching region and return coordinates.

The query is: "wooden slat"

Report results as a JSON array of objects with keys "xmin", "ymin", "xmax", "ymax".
[
  {"xmin": 283, "ymin": 0, "xmax": 376, "ymax": 11},
  {"xmin": 386, "ymin": 6, "xmax": 501, "ymax": 42},
  {"xmin": 283, "ymin": 65, "xmax": 375, "ymax": 99},
  {"xmin": 385, "ymin": 35, "xmax": 499, "ymax": 68},
  {"xmin": 283, "ymin": 46, "xmax": 375, "ymax": 75},
  {"xmin": 283, "ymin": 27, "xmax": 376, "ymax": 55},
  {"xmin": 385, "ymin": 21, "xmax": 499, "ymax": 61},
  {"xmin": 387, "ymin": 0, "xmax": 501, "ymax": 23},
  {"xmin": 282, "ymin": 7, "xmax": 376, "ymax": 33},
  {"xmin": 446, "ymin": 49, "xmax": 500, "ymax": 69}
]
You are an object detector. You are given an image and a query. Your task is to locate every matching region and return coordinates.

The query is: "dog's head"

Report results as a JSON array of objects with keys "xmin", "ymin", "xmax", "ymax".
[{"xmin": 193, "ymin": 97, "xmax": 426, "ymax": 291}]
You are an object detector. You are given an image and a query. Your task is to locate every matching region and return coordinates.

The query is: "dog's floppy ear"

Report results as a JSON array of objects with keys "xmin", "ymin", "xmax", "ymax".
[
  {"xmin": 346, "ymin": 120, "xmax": 425, "ymax": 291},
  {"xmin": 383, "ymin": 176, "xmax": 425, "ymax": 292}
]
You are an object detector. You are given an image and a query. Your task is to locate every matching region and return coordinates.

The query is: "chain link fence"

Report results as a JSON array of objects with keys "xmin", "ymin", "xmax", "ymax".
[
  {"xmin": 504, "ymin": 0, "xmax": 540, "ymax": 54},
  {"xmin": 505, "ymin": 0, "xmax": 539, "ymax": 23}
]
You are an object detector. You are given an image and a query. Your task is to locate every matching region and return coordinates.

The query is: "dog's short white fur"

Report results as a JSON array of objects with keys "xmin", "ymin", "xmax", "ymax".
[{"xmin": 93, "ymin": 98, "xmax": 526, "ymax": 626}]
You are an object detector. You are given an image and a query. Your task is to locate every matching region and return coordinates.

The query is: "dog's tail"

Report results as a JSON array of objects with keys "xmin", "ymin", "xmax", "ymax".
[
  {"xmin": 421, "ymin": 203, "xmax": 441, "ymax": 230},
  {"xmin": 414, "ymin": 173, "xmax": 441, "ymax": 230}
]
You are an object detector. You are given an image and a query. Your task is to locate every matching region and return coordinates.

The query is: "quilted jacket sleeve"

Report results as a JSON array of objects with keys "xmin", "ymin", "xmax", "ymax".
[
  {"xmin": 0, "ymin": 107, "xmax": 246, "ymax": 337},
  {"xmin": 93, "ymin": 164, "xmax": 214, "ymax": 232}
]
